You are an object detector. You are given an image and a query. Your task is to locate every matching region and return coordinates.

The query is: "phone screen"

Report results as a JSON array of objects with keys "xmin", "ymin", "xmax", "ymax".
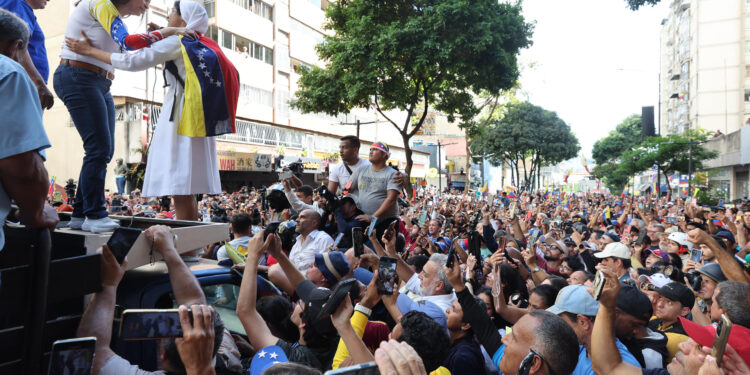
[
  {"xmin": 48, "ymin": 337, "xmax": 96, "ymax": 375},
  {"xmin": 377, "ymin": 257, "xmax": 398, "ymax": 295},
  {"xmin": 690, "ymin": 249, "xmax": 703, "ymax": 263},
  {"xmin": 107, "ymin": 227, "xmax": 142, "ymax": 264},
  {"xmin": 352, "ymin": 227, "xmax": 364, "ymax": 257},
  {"xmin": 119, "ymin": 310, "xmax": 184, "ymax": 340},
  {"xmin": 332, "ymin": 233, "xmax": 345, "ymax": 249},
  {"xmin": 445, "ymin": 245, "xmax": 456, "ymax": 268},
  {"xmin": 508, "ymin": 202, "xmax": 517, "ymax": 220}
]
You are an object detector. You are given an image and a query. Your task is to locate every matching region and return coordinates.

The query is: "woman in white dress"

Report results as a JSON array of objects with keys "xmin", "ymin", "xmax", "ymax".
[{"xmin": 66, "ymin": 1, "xmax": 223, "ymax": 221}]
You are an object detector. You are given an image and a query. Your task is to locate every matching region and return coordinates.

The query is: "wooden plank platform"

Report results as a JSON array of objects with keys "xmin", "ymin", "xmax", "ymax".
[{"xmin": 50, "ymin": 214, "xmax": 230, "ymax": 270}]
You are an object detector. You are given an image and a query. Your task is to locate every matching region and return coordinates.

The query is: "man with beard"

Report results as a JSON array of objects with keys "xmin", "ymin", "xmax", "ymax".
[{"xmin": 523, "ymin": 238, "xmax": 567, "ymax": 284}]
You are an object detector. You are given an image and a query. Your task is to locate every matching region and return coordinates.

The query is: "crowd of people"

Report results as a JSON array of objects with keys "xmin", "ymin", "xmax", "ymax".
[
  {"xmin": 2, "ymin": 0, "xmax": 750, "ymax": 373},
  {"xmin": 66, "ymin": 133, "xmax": 750, "ymax": 375}
]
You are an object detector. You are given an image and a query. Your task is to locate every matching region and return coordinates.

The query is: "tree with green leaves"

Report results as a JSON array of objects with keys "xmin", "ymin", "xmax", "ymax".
[
  {"xmin": 624, "ymin": 0, "xmax": 661, "ymax": 10},
  {"xmin": 291, "ymin": 0, "xmax": 533, "ymax": 192},
  {"xmin": 591, "ymin": 114, "xmax": 642, "ymax": 165},
  {"xmin": 471, "ymin": 102, "xmax": 580, "ymax": 190},
  {"xmin": 624, "ymin": 129, "xmax": 718, "ymax": 196},
  {"xmin": 590, "ymin": 115, "xmax": 643, "ymax": 191}
]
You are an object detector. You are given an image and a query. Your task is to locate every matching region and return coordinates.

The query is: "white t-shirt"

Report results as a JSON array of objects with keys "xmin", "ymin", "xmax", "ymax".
[
  {"xmin": 60, "ymin": 0, "xmax": 123, "ymax": 72},
  {"xmin": 328, "ymin": 158, "xmax": 370, "ymax": 194}
]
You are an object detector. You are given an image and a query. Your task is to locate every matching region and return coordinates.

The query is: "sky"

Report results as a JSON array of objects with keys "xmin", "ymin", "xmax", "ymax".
[{"xmin": 518, "ymin": 0, "xmax": 670, "ymax": 159}]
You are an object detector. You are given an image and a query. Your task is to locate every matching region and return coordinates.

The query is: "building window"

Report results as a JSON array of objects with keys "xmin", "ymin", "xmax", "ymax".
[
  {"xmin": 227, "ymin": 0, "xmax": 272, "ymax": 20},
  {"xmin": 206, "ymin": 25, "xmax": 218, "ymax": 42},
  {"xmin": 745, "ymin": 89, "xmax": 750, "ymax": 102},
  {"xmin": 220, "ymin": 29, "xmax": 273, "ymax": 65},
  {"xmin": 205, "ymin": 0, "xmax": 215, "ymax": 17},
  {"xmin": 239, "ymin": 84, "xmax": 273, "ymax": 106},
  {"xmin": 746, "ymin": 41, "xmax": 750, "ymax": 54}
]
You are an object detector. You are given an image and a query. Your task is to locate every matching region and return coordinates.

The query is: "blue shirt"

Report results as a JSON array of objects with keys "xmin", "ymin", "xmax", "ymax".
[
  {"xmin": 0, "ymin": 55, "xmax": 50, "ymax": 251},
  {"xmin": 0, "ymin": 0, "xmax": 48, "ymax": 82},
  {"xmin": 573, "ymin": 339, "xmax": 641, "ymax": 375}
]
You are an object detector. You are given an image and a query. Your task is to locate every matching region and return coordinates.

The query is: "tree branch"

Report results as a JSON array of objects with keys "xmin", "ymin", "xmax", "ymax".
[
  {"xmin": 408, "ymin": 85, "xmax": 430, "ymax": 138},
  {"xmin": 373, "ymin": 96, "xmax": 399, "ymax": 129}
]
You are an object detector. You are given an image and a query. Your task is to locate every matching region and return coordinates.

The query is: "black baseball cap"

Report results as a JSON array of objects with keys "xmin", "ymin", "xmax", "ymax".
[
  {"xmin": 295, "ymin": 280, "xmax": 336, "ymax": 334},
  {"xmin": 616, "ymin": 283, "xmax": 653, "ymax": 322},
  {"xmin": 656, "ymin": 282, "xmax": 695, "ymax": 308}
]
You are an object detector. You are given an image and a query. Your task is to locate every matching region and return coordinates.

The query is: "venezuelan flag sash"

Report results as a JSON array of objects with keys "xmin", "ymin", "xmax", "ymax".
[{"xmin": 178, "ymin": 36, "xmax": 239, "ymax": 137}]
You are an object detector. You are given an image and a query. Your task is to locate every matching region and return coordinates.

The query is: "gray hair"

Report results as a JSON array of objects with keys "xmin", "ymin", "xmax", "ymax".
[
  {"xmin": 649, "ymin": 223, "xmax": 665, "ymax": 232},
  {"xmin": 429, "ymin": 253, "xmax": 453, "ymax": 294},
  {"xmin": 631, "ymin": 219, "xmax": 646, "ymax": 230},
  {"xmin": 716, "ymin": 281, "xmax": 750, "ymax": 328},
  {"xmin": 530, "ymin": 310, "xmax": 580, "ymax": 375},
  {"xmin": 0, "ymin": 9, "xmax": 29, "ymax": 49}
]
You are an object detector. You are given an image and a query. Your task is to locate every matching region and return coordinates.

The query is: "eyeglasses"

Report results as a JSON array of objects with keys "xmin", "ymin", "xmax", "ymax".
[{"xmin": 530, "ymin": 348, "xmax": 556, "ymax": 375}]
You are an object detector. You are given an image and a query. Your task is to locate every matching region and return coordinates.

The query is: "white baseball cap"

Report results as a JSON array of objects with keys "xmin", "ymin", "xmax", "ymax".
[{"xmin": 594, "ymin": 242, "xmax": 631, "ymax": 259}]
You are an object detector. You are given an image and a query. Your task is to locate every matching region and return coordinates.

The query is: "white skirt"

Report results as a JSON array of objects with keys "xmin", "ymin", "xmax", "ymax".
[{"xmin": 141, "ymin": 117, "xmax": 221, "ymax": 197}]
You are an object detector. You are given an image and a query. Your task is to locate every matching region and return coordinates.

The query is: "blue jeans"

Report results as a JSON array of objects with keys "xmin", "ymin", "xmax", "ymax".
[
  {"xmin": 115, "ymin": 175, "xmax": 126, "ymax": 194},
  {"xmin": 53, "ymin": 64, "xmax": 115, "ymax": 219}
]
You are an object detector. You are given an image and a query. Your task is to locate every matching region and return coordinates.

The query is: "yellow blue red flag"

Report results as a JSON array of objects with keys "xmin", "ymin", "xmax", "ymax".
[{"xmin": 178, "ymin": 35, "xmax": 239, "ymax": 137}]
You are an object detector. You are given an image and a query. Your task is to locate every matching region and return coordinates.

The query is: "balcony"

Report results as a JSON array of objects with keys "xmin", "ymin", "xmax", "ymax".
[{"xmin": 218, "ymin": 120, "xmax": 305, "ymax": 149}]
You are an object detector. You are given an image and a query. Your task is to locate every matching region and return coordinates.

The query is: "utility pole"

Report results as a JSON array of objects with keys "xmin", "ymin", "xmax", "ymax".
[
  {"xmin": 338, "ymin": 119, "xmax": 378, "ymax": 138},
  {"xmin": 435, "ymin": 139, "xmax": 458, "ymax": 193}
]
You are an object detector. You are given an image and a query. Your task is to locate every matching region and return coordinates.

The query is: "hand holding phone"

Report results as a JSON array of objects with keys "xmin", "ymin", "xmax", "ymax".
[
  {"xmin": 377, "ymin": 257, "xmax": 398, "ymax": 295},
  {"xmin": 712, "ymin": 315, "xmax": 733, "ymax": 366},
  {"xmin": 119, "ymin": 309, "xmax": 186, "ymax": 340},
  {"xmin": 107, "ymin": 227, "xmax": 142, "ymax": 264},
  {"xmin": 352, "ymin": 227, "xmax": 364, "ymax": 257},
  {"xmin": 48, "ymin": 337, "xmax": 96, "ymax": 375},
  {"xmin": 592, "ymin": 271, "xmax": 605, "ymax": 300}
]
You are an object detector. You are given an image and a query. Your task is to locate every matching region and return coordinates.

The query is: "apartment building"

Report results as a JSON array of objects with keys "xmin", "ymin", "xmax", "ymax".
[
  {"xmin": 659, "ymin": 0, "xmax": 750, "ymax": 199},
  {"xmin": 35, "ymin": 0, "xmax": 429, "ymax": 192}
]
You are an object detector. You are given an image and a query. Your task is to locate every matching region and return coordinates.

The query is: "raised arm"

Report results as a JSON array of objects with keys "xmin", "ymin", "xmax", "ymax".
[
  {"xmin": 236, "ymin": 232, "xmax": 279, "ymax": 350},
  {"xmin": 445, "ymin": 261, "xmax": 502, "ymax": 356},
  {"xmin": 688, "ymin": 229, "xmax": 750, "ymax": 284},
  {"xmin": 76, "ymin": 246, "xmax": 125, "ymax": 374},
  {"xmin": 591, "ymin": 269, "xmax": 642, "ymax": 375},
  {"xmin": 265, "ymin": 233, "xmax": 307, "ymax": 289},
  {"xmin": 145, "ymin": 225, "xmax": 206, "ymax": 306}
]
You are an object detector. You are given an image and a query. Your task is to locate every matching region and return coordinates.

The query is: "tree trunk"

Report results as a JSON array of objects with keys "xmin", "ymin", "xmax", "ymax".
[
  {"xmin": 465, "ymin": 136, "xmax": 473, "ymax": 192},
  {"xmin": 403, "ymin": 133, "xmax": 415, "ymax": 199}
]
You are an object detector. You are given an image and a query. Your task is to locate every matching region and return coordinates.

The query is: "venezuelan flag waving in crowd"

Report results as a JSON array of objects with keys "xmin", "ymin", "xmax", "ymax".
[{"xmin": 178, "ymin": 35, "xmax": 239, "ymax": 137}]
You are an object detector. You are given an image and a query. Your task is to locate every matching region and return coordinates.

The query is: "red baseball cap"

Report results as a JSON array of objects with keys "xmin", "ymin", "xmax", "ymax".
[{"xmin": 679, "ymin": 317, "xmax": 750, "ymax": 365}]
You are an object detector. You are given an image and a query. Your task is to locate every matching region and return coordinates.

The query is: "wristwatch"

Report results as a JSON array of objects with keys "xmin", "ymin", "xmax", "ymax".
[
  {"xmin": 533, "ymin": 266, "xmax": 541, "ymax": 273},
  {"xmin": 354, "ymin": 303, "xmax": 372, "ymax": 317}
]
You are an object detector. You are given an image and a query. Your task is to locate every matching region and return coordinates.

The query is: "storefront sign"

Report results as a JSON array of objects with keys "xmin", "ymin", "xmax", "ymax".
[
  {"xmin": 253, "ymin": 153, "xmax": 273, "ymax": 172},
  {"xmin": 218, "ymin": 151, "xmax": 273, "ymax": 172}
]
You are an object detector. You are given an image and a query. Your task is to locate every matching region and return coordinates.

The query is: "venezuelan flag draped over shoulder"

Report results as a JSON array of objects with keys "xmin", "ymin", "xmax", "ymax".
[{"xmin": 178, "ymin": 35, "xmax": 239, "ymax": 137}]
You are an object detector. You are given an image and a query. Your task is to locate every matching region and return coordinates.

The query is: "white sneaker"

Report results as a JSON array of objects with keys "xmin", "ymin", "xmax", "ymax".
[
  {"xmin": 82, "ymin": 217, "xmax": 120, "ymax": 233},
  {"xmin": 68, "ymin": 216, "xmax": 85, "ymax": 230}
]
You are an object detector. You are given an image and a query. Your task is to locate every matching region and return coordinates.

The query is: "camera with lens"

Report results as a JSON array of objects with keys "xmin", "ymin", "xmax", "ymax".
[
  {"xmin": 685, "ymin": 270, "xmax": 702, "ymax": 291},
  {"xmin": 510, "ymin": 292, "xmax": 529, "ymax": 308},
  {"xmin": 316, "ymin": 185, "xmax": 338, "ymax": 213},
  {"xmin": 210, "ymin": 202, "xmax": 229, "ymax": 223}
]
